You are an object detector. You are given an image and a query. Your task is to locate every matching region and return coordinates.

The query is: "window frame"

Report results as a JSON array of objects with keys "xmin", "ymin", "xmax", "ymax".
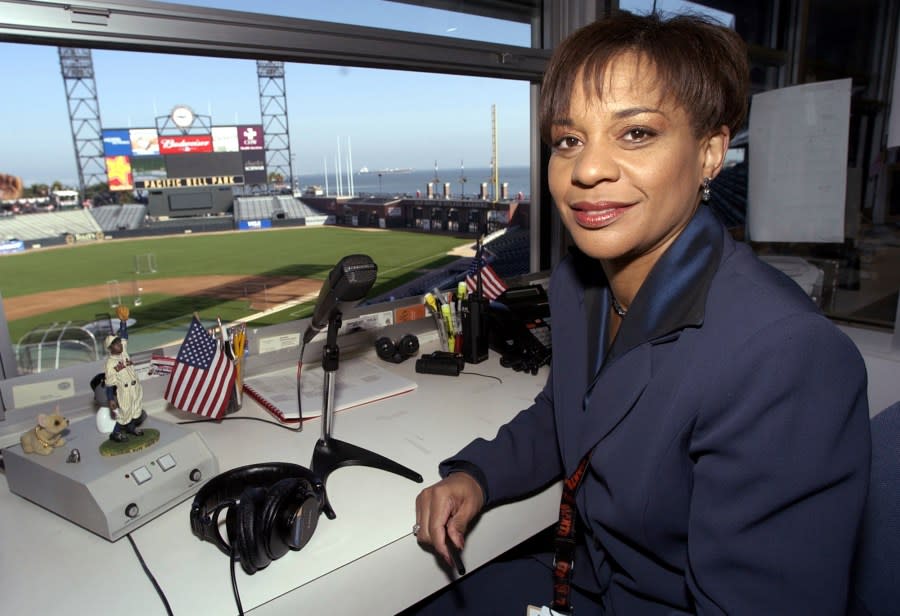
[{"xmin": 0, "ymin": 0, "xmax": 552, "ymax": 419}]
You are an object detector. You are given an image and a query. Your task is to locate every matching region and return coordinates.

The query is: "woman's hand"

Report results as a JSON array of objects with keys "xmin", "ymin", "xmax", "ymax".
[{"xmin": 414, "ymin": 472, "xmax": 484, "ymax": 568}]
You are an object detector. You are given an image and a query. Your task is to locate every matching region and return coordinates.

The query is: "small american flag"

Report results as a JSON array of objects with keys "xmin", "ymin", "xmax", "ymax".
[
  {"xmin": 164, "ymin": 316, "xmax": 235, "ymax": 419},
  {"xmin": 465, "ymin": 254, "xmax": 508, "ymax": 301}
]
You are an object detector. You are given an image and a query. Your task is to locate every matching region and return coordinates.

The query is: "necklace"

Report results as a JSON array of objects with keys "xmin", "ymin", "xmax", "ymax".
[{"xmin": 611, "ymin": 295, "xmax": 628, "ymax": 318}]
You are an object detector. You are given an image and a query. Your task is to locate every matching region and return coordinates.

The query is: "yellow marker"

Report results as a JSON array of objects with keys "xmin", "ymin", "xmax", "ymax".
[
  {"xmin": 424, "ymin": 292, "xmax": 439, "ymax": 314},
  {"xmin": 441, "ymin": 304, "xmax": 456, "ymax": 353},
  {"xmin": 457, "ymin": 281, "xmax": 467, "ymax": 302}
]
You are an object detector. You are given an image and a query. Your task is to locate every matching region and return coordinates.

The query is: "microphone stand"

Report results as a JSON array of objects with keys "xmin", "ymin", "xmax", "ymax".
[{"xmin": 311, "ymin": 310, "xmax": 423, "ymax": 519}]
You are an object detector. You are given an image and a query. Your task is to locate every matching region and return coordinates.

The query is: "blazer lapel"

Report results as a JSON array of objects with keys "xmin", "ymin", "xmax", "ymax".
[{"xmin": 561, "ymin": 206, "xmax": 726, "ymax": 465}]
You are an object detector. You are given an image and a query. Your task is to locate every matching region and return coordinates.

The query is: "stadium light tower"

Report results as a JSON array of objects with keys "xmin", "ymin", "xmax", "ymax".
[
  {"xmin": 58, "ymin": 48, "xmax": 106, "ymax": 200},
  {"xmin": 257, "ymin": 60, "xmax": 293, "ymax": 191}
]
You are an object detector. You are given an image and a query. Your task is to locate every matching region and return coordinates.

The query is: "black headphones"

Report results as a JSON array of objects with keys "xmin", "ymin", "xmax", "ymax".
[
  {"xmin": 375, "ymin": 333, "xmax": 420, "ymax": 364},
  {"xmin": 190, "ymin": 462, "xmax": 327, "ymax": 575}
]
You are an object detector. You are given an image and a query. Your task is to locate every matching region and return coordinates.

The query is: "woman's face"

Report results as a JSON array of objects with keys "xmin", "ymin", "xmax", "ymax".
[{"xmin": 548, "ymin": 53, "xmax": 727, "ymax": 273}]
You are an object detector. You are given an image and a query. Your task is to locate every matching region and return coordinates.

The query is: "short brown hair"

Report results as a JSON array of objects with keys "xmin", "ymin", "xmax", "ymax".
[{"xmin": 539, "ymin": 12, "xmax": 749, "ymax": 143}]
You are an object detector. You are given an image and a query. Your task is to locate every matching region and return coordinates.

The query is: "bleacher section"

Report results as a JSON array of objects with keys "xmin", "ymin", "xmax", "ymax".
[
  {"xmin": 0, "ymin": 209, "xmax": 102, "ymax": 241},
  {"xmin": 90, "ymin": 204, "xmax": 148, "ymax": 232},
  {"xmin": 366, "ymin": 226, "xmax": 532, "ymax": 305},
  {"xmin": 708, "ymin": 162, "xmax": 747, "ymax": 230},
  {"xmin": 483, "ymin": 227, "xmax": 531, "ymax": 279},
  {"xmin": 234, "ymin": 195, "xmax": 328, "ymax": 225},
  {"xmin": 235, "ymin": 196, "xmax": 275, "ymax": 221}
]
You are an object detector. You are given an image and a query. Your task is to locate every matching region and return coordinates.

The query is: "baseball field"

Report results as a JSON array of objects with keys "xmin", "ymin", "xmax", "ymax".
[{"xmin": 0, "ymin": 226, "xmax": 470, "ymax": 348}]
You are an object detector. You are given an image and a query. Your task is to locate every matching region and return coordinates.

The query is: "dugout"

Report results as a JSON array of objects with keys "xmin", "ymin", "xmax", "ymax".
[{"xmin": 15, "ymin": 321, "xmax": 102, "ymax": 374}]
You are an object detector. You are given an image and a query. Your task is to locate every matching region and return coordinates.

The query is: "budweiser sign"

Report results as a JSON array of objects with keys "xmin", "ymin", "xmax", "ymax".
[{"xmin": 159, "ymin": 135, "xmax": 213, "ymax": 154}]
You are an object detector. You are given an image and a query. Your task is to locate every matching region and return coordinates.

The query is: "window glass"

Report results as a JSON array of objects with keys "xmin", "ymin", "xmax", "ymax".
[
  {"xmin": 166, "ymin": 0, "xmax": 533, "ymax": 46},
  {"xmin": 620, "ymin": 0, "xmax": 735, "ymax": 27},
  {"xmin": 621, "ymin": 1, "xmax": 898, "ymax": 331},
  {"xmin": 0, "ymin": 42, "xmax": 531, "ymax": 373},
  {"xmin": 620, "ymin": 1, "xmax": 785, "ymax": 49}
]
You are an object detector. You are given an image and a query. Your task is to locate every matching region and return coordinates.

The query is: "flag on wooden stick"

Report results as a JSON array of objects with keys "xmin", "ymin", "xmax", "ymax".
[
  {"xmin": 164, "ymin": 316, "xmax": 235, "ymax": 419},
  {"xmin": 465, "ymin": 239, "xmax": 508, "ymax": 300}
]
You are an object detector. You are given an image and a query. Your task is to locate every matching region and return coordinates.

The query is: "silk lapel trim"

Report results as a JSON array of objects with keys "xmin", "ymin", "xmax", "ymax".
[{"xmin": 569, "ymin": 207, "xmax": 725, "ymax": 463}]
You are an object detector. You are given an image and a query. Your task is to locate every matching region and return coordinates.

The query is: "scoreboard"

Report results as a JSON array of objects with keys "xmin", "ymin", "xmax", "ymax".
[{"xmin": 101, "ymin": 111, "xmax": 268, "ymax": 217}]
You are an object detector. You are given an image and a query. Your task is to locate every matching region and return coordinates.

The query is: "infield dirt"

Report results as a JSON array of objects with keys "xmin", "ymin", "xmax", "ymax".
[{"xmin": 3, "ymin": 275, "xmax": 321, "ymax": 321}]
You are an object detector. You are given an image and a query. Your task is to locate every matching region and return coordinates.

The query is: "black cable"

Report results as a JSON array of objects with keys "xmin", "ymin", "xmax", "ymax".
[
  {"xmin": 298, "ymin": 341, "xmax": 307, "ymax": 420},
  {"xmin": 230, "ymin": 549, "xmax": 245, "ymax": 616},
  {"xmin": 180, "ymin": 342, "xmax": 308, "ymax": 434},
  {"xmin": 460, "ymin": 371, "xmax": 503, "ymax": 384},
  {"xmin": 177, "ymin": 415, "xmax": 303, "ymax": 432},
  {"xmin": 127, "ymin": 533, "xmax": 174, "ymax": 616}
]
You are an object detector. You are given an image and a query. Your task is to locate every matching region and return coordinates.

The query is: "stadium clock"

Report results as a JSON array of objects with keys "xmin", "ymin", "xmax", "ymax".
[{"xmin": 171, "ymin": 105, "xmax": 195, "ymax": 129}]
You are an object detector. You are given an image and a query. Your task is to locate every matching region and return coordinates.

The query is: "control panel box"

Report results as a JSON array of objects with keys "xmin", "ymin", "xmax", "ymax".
[{"xmin": 3, "ymin": 416, "xmax": 218, "ymax": 541}]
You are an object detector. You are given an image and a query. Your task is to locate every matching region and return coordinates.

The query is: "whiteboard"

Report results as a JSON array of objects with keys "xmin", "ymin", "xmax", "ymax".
[
  {"xmin": 889, "ymin": 22, "xmax": 900, "ymax": 149},
  {"xmin": 747, "ymin": 78, "xmax": 851, "ymax": 243}
]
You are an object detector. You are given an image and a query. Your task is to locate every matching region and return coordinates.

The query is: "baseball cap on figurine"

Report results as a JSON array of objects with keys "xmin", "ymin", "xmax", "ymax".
[{"xmin": 105, "ymin": 335, "xmax": 120, "ymax": 349}]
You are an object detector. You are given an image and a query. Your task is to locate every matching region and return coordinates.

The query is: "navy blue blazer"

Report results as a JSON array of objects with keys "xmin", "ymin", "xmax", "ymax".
[{"xmin": 443, "ymin": 206, "xmax": 871, "ymax": 615}]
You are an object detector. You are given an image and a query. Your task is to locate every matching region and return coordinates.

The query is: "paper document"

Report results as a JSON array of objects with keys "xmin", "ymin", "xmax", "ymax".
[{"xmin": 243, "ymin": 357, "xmax": 417, "ymax": 422}]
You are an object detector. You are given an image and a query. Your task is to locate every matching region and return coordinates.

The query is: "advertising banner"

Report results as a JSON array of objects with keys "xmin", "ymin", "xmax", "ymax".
[
  {"xmin": 238, "ymin": 124, "xmax": 265, "ymax": 150},
  {"xmin": 159, "ymin": 134, "xmax": 213, "ymax": 155},
  {"xmin": 212, "ymin": 126, "xmax": 240, "ymax": 152},
  {"xmin": 241, "ymin": 151, "xmax": 267, "ymax": 184},
  {"xmin": 106, "ymin": 155, "xmax": 134, "ymax": 191},
  {"xmin": 238, "ymin": 219, "xmax": 272, "ymax": 230},
  {"xmin": 0, "ymin": 239, "xmax": 25, "ymax": 254},
  {"xmin": 129, "ymin": 128, "xmax": 160, "ymax": 156},
  {"xmin": 102, "ymin": 129, "xmax": 133, "ymax": 157}
]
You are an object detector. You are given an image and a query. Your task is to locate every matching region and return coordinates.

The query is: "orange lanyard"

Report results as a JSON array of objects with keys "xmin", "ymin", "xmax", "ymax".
[{"xmin": 552, "ymin": 447, "xmax": 595, "ymax": 615}]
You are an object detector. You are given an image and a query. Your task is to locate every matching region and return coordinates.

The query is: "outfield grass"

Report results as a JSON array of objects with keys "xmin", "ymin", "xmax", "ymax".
[{"xmin": 1, "ymin": 226, "xmax": 470, "ymax": 344}]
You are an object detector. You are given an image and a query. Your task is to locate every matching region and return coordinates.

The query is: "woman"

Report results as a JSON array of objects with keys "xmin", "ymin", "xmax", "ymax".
[{"xmin": 412, "ymin": 11, "xmax": 871, "ymax": 615}]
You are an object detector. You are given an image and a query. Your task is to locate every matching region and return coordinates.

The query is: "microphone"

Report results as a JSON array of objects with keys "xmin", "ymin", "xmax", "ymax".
[{"xmin": 303, "ymin": 254, "xmax": 378, "ymax": 345}]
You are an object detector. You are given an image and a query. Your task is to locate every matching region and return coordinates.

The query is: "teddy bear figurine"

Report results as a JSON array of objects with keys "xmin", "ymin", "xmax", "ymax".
[{"xmin": 20, "ymin": 407, "xmax": 70, "ymax": 455}]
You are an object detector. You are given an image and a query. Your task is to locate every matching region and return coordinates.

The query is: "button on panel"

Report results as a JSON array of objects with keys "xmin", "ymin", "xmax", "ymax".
[
  {"xmin": 157, "ymin": 453, "xmax": 176, "ymax": 471},
  {"xmin": 132, "ymin": 466, "xmax": 152, "ymax": 485}
]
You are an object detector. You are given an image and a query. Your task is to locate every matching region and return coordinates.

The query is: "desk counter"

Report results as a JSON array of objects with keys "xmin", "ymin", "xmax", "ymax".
[{"xmin": 0, "ymin": 350, "xmax": 559, "ymax": 615}]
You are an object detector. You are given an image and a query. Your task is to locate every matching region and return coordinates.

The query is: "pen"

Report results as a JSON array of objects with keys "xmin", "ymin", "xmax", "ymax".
[
  {"xmin": 216, "ymin": 316, "xmax": 230, "ymax": 356},
  {"xmin": 432, "ymin": 287, "xmax": 447, "ymax": 308},
  {"xmin": 447, "ymin": 536, "xmax": 465, "ymax": 576},
  {"xmin": 448, "ymin": 299, "xmax": 458, "ymax": 331},
  {"xmin": 233, "ymin": 325, "xmax": 246, "ymax": 358},
  {"xmin": 425, "ymin": 293, "xmax": 449, "ymax": 351}
]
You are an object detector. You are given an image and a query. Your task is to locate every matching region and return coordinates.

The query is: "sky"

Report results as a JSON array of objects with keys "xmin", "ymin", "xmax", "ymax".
[
  {"xmin": 0, "ymin": 0, "xmax": 729, "ymax": 187},
  {"xmin": 0, "ymin": 1, "xmax": 536, "ymax": 187}
]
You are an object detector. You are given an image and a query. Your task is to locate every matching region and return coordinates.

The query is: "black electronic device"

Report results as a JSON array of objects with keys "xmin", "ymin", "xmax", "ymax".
[
  {"xmin": 190, "ymin": 462, "xmax": 327, "ymax": 575},
  {"xmin": 374, "ymin": 333, "xmax": 420, "ymax": 364},
  {"xmin": 303, "ymin": 254, "xmax": 378, "ymax": 345},
  {"xmin": 415, "ymin": 350, "xmax": 465, "ymax": 376},
  {"xmin": 489, "ymin": 284, "xmax": 552, "ymax": 375},
  {"xmin": 461, "ymin": 293, "xmax": 489, "ymax": 364}
]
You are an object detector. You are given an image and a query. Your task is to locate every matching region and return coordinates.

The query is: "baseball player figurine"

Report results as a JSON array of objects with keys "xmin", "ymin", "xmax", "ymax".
[{"xmin": 104, "ymin": 305, "xmax": 145, "ymax": 442}]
